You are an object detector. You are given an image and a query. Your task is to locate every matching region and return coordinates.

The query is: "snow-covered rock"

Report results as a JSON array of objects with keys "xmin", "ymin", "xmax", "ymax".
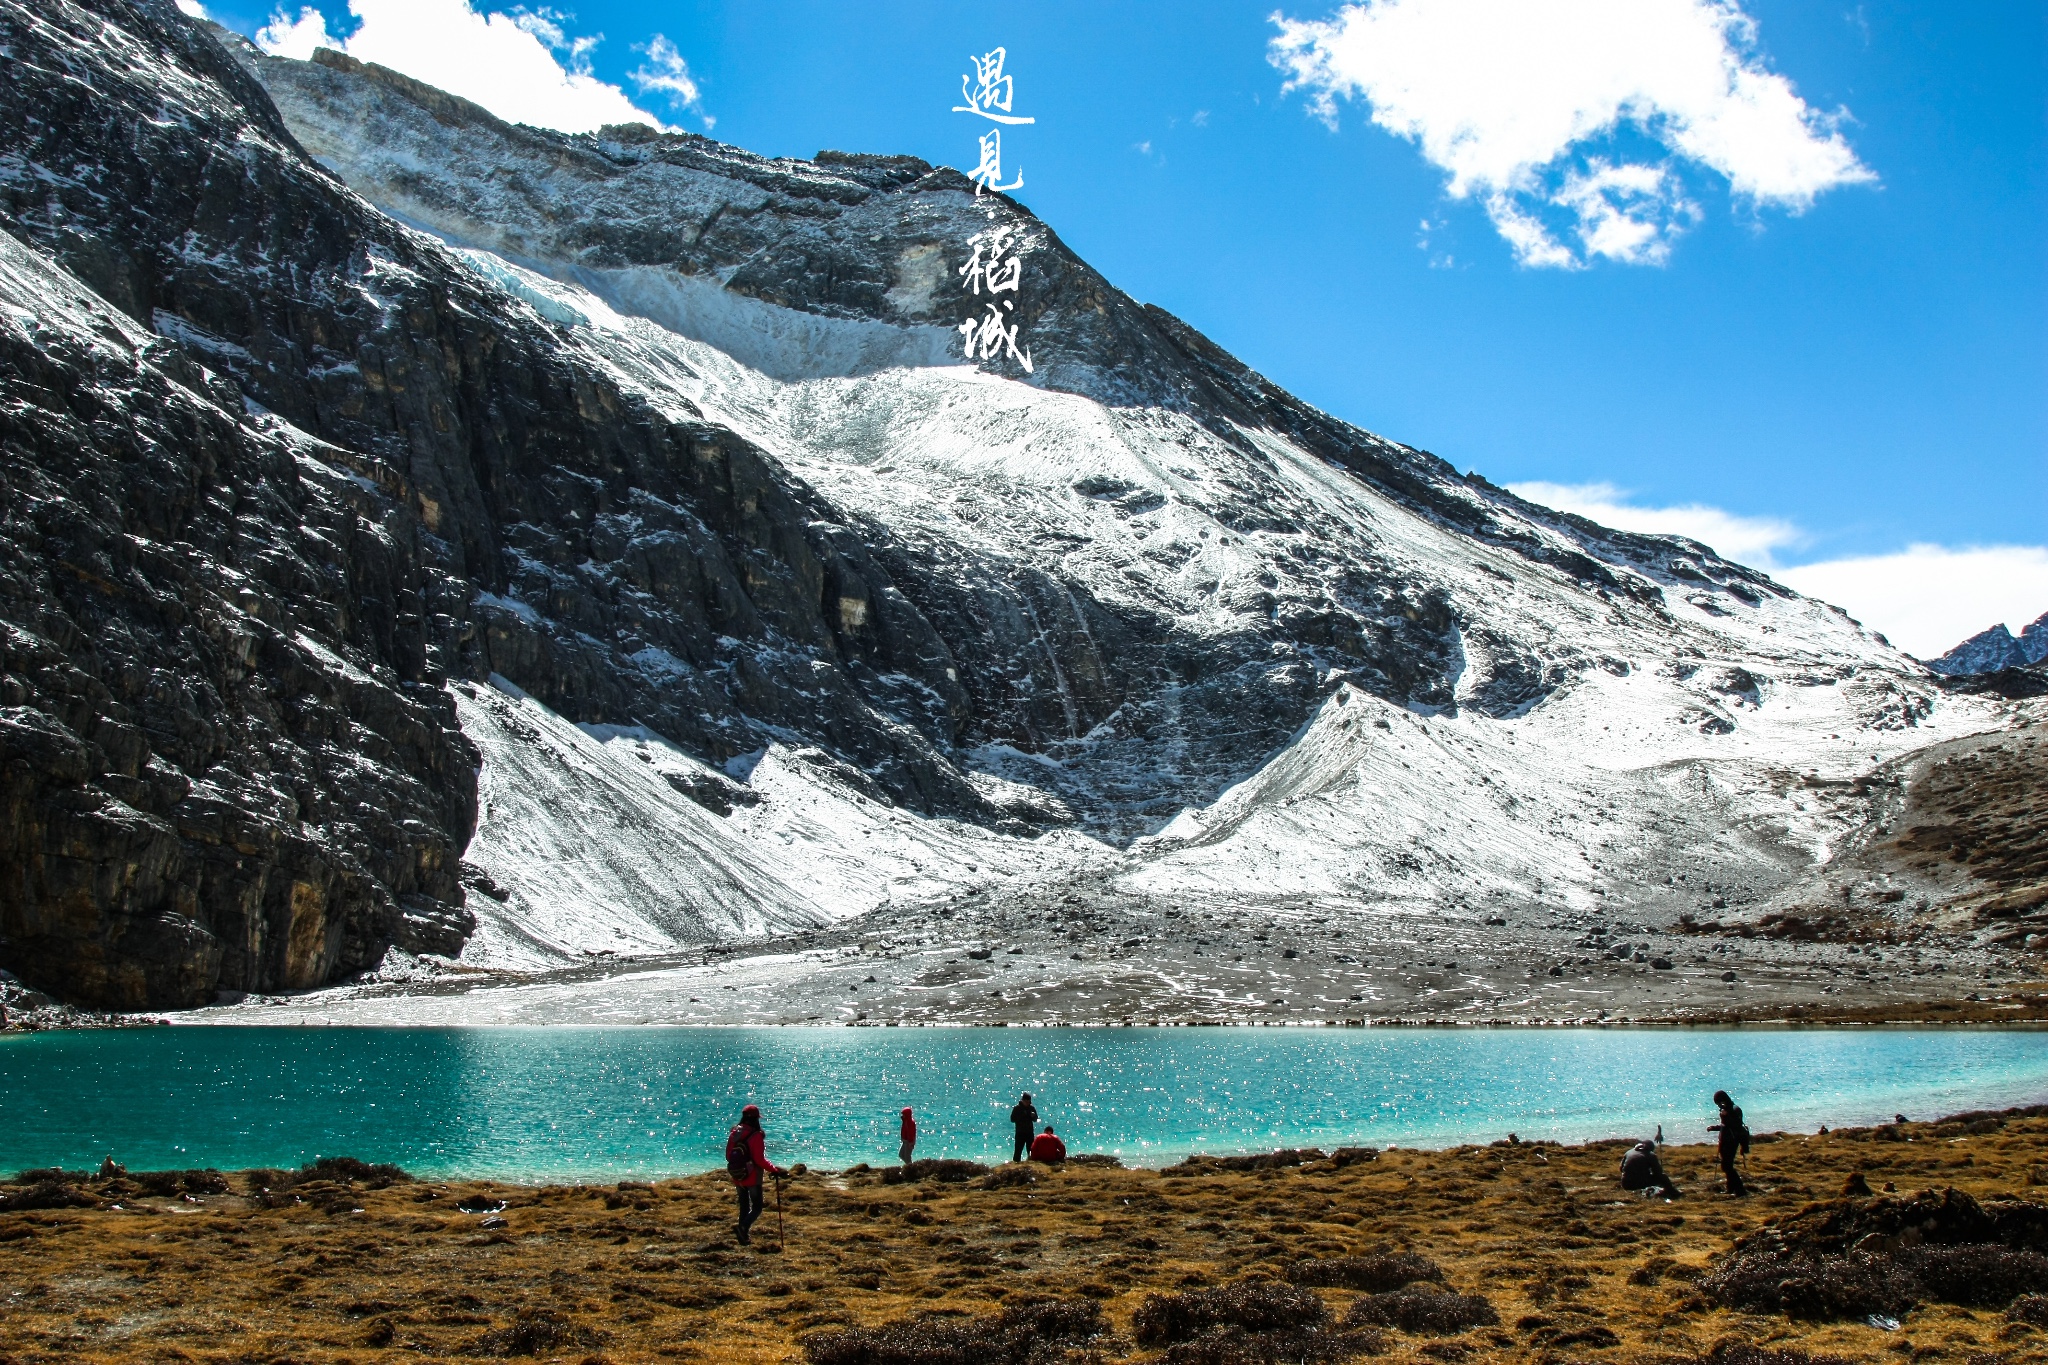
[{"xmin": 1926, "ymin": 612, "xmax": 2048, "ymax": 675}]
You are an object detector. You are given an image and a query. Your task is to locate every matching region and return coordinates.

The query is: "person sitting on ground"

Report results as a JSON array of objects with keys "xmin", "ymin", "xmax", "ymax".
[
  {"xmin": 725, "ymin": 1103, "xmax": 783, "ymax": 1245},
  {"xmin": 898, "ymin": 1107, "xmax": 917, "ymax": 1167},
  {"xmin": 1619, "ymin": 1139, "xmax": 1680, "ymax": 1198},
  {"xmin": 1009, "ymin": 1092, "xmax": 1038, "ymax": 1162},
  {"xmin": 1029, "ymin": 1124, "xmax": 1067, "ymax": 1164},
  {"xmin": 1708, "ymin": 1090, "xmax": 1750, "ymax": 1196}
]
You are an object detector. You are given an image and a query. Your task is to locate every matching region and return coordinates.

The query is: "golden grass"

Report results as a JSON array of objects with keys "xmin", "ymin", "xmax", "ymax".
[{"xmin": 4, "ymin": 1115, "xmax": 2048, "ymax": 1364}]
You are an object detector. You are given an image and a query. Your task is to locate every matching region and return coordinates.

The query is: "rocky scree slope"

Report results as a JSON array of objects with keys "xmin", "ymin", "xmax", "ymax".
[
  {"xmin": 0, "ymin": 0, "xmax": 1993, "ymax": 1008},
  {"xmin": 1716, "ymin": 705, "xmax": 2048, "ymax": 948}
]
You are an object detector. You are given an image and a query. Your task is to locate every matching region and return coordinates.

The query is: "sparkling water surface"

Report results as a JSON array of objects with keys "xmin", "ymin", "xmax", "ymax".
[{"xmin": 2, "ymin": 1026, "xmax": 2042, "ymax": 1181}]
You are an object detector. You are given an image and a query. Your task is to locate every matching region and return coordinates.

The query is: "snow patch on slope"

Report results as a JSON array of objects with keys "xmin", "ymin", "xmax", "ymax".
[
  {"xmin": 455, "ymin": 677, "xmax": 823, "ymax": 969},
  {"xmin": 1130, "ymin": 665, "xmax": 1984, "ymax": 914},
  {"xmin": 455, "ymin": 676, "xmax": 1114, "ymax": 969},
  {"xmin": 563, "ymin": 263, "xmax": 959, "ymax": 381}
]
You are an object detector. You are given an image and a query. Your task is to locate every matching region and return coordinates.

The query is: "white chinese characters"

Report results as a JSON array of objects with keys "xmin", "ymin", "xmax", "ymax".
[
  {"xmin": 958, "ymin": 227, "xmax": 1031, "ymax": 371},
  {"xmin": 958, "ymin": 225, "xmax": 1023, "ymax": 298},
  {"xmin": 953, "ymin": 50, "xmax": 1035, "ymax": 373},
  {"xmin": 969, "ymin": 129, "xmax": 1023, "ymax": 197},
  {"xmin": 953, "ymin": 48, "xmax": 1035, "ymax": 126}
]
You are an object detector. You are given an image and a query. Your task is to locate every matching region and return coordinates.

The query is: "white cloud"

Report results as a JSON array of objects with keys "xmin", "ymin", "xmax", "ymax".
[
  {"xmin": 1507, "ymin": 481, "xmax": 2048, "ymax": 658},
  {"xmin": 256, "ymin": 0, "xmax": 680, "ymax": 135},
  {"xmin": 1551, "ymin": 159, "xmax": 1699, "ymax": 265},
  {"xmin": 631, "ymin": 34, "xmax": 708, "ymax": 126},
  {"xmin": 1507, "ymin": 480, "xmax": 1800, "ymax": 565},
  {"xmin": 176, "ymin": 0, "xmax": 209, "ymax": 16},
  {"xmin": 1777, "ymin": 546, "xmax": 2048, "ymax": 660},
  {"xmin": 255, "ymin": 4, "xmax": 332, "ymax": 56},
  {"xmin": 1269, "ymin": 0, "xmax": 1874, "ymax": 267}
]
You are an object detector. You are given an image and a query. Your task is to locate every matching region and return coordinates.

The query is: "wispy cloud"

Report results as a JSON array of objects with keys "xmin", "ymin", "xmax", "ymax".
[
  {"xmin": 255, "ymin": 4, "xmax": 330, "ymax": 56},
  {"xmin": 1269, "ymin": 0, "xmax": 1874, "ymax": 268},
  {"xmin": 631, "ymin": 33, "xmax": 709, "ymax": 127},
  {"xmin": 1507, "ymin": 480, "xmax": 1801, "ymax": 565},
  {"xmin": 1507, "ymin": 480, "xmax": 2048, "ymax": 658},
  {"xmin": 256, "ymin": 0, "xmax": 693, "ymax": 136}
]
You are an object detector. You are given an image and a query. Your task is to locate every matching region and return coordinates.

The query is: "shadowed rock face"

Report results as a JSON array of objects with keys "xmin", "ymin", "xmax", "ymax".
[{"xmin": 0, "ymin": 227, "xmax": 476, "ymax": 1007}]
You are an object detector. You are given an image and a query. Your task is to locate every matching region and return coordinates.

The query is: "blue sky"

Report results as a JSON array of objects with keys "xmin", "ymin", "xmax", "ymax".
[{"xmin": 196, "ymin": 0, "xmax": 2046, "ymax": 657}]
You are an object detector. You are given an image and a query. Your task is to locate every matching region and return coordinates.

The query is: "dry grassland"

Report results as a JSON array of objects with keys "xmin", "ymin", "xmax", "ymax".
[{"xmin": 4, "ymin": 1113, "xmax": 2048, "ymax": 1365}]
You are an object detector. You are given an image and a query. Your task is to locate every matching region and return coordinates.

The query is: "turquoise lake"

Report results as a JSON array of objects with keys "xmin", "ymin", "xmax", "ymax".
[{"xmin": 2, "ymin": 1026, "xmax": 2043, "ymax": 1181}]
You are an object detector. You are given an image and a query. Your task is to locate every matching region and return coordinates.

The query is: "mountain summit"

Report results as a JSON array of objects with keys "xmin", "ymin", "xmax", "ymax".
[{"xmin": 1926, "ymin": 613, "xmax": 2048, "ymax": 677}]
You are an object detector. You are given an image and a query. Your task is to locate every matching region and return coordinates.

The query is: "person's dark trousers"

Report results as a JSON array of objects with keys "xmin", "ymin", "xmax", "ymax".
[
  {"xmin": 1720, "ymin": 1152, "xmax": 1746, "ymax": 1195},
  {"xmin": 737, "ymin": 1183, "xmax": 764, "ymax": 1241},
  {"xmin": 1013, "ymin": 1127, "xmax": 1032, "ymax": 1162}
]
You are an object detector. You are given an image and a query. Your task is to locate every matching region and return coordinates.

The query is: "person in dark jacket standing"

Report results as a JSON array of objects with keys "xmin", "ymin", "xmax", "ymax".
[
  {"xmin": 727, "ymin": 1103, "xmax": 783, "ymax": 1244},
  {"xmin": 1009, "ymin": 1092, "xmax": 1038, "ymax": 1162},
  {"xmin": 899, "ymin": 1107, "xmax": 917, "ymax": 1168},
  {"xmin": 1708, "ymin": 1090, "xmax": 1749, "ymax": 1196}
]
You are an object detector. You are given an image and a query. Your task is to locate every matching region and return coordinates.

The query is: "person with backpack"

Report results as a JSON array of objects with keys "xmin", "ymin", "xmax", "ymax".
[
  {"xmin": 898, "ymin": 1107, "xmax": 917, "ymax": 1168},
  {"xmin": 1008, "ymin": 1092, "xmax": 1038, "ymax": 1162},
  {"xmin": 725, "ymin": 1103, "xmax": 783, "ymax": 1244},
  {"xmin": 1707, "ymin": 1090, "xmax": 1750, "ymax": 1196}
]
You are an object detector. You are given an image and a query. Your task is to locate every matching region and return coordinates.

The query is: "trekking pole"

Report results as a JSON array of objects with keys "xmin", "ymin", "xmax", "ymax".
[{"xmin": 775, "ymin": 1174, "xmax": 786, "ymax": 1251}]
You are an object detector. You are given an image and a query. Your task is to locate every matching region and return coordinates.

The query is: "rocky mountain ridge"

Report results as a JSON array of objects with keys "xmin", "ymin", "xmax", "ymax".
[
  {"xmin": 1928, "ymin": 612, "xmax": 2048, "ymax": 677},
  {"xmin": 0, "ymin": 0, "xmax": 2007, "ymax": 1013}
]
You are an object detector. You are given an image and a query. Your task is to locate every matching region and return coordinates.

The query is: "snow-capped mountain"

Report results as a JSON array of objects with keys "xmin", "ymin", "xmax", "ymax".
[
  {"xmin": 1927, "ymin": 613, "xmax": 2048, "ymax": 676},
  {"xmin": 0, "ymin": 0, "xmax": 2008, "ymax": 1011}
]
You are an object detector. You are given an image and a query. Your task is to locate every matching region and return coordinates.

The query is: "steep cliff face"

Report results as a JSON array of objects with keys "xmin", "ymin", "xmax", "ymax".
[
  {"xmin": 0, "ymin": 225, "xmax": 474, "ymax": 1007},
  {"xmin": 0, "ymin": 0, "xmax": 997, "ymax": 1005},
  {"xmin": 0, "ymin": 0, "xmax": 1994, "ymax": 1010}
]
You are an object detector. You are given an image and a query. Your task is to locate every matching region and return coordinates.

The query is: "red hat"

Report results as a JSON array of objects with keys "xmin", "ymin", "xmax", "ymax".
[
  {"xmin": 741, "ymin": 1104, "xmax": 761, "ymax": 1118},
  {"xmin": 901, "ymin": 1107, "xmax": 913, "ymax": 1115}
]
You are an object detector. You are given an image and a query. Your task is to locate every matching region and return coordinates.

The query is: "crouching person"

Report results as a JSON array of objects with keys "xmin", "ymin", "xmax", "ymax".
[
  {"xmin": 1620, "ymin": 1140, "xmax": 1680, "ymax": 1198},
  {"xmin": 1029, "ymin": 1124, "xmax": 1067, "ymax": 1164}
]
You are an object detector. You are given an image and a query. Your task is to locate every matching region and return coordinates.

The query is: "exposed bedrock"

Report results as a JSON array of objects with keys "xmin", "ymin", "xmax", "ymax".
[{"xmin": 0, "ymin": 227, "xmax": 475, "ymax": 1008}]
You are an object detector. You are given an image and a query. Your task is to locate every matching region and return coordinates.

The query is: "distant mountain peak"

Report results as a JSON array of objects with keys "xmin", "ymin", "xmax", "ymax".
[{"xmin": 1926, "ymin": 610, "xmax": 2048, "ymax": 676}]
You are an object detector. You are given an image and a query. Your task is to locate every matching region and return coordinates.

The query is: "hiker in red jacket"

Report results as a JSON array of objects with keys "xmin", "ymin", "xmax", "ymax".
[
  {"xmin": 726, "ymin": 1103, "xmax": 783, "ymax": 1245},
  {"xmin": 1029, "ymin": 1125, "xmax": 1066, "ymax": 1164},
  {"xmin": 899, "ymin": 1107, "xmax": 917, "ymax": 1168}
]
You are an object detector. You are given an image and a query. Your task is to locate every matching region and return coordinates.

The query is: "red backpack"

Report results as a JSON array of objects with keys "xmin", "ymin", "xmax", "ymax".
[{"xmin": 724, "ymin": 1125, "xmax": 752, "ymax": 1182}]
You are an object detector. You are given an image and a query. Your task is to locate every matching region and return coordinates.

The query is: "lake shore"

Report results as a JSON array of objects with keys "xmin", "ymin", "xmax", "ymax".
[
  {"xmin": 169, "ymin": 939, "xmax": 2048, "ymax": 1030},
  {"xmin": 10, "ymin": 998, "xmax": 2048, "ymax": 1032},
  {"xmin": 5, "ymin": 1110, "xmax": 2048, "ymax": 1364}
]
